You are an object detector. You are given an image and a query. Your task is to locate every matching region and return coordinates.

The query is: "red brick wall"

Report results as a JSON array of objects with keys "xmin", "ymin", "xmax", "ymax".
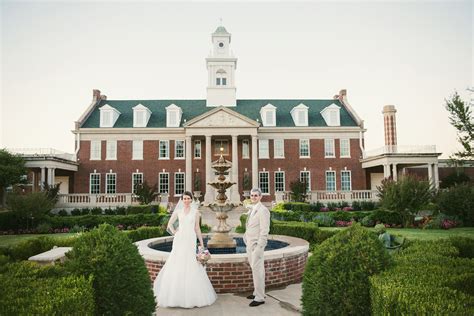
[{"xmin": 146, "ymin": 252, "xmax": 308, "ymax": 293}]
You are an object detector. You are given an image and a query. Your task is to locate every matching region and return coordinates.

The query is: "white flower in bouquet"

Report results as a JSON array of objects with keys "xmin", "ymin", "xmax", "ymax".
[{"xmin": 196, "ymin": 247, "xmax": 211, "ymax": 266}]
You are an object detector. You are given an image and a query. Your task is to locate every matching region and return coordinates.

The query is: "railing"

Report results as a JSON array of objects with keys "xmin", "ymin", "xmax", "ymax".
[
  {"xmin": 9, "ymin": 148, "xmax": 76, "ymax": 162},
  {"xmin": 363, "ymin": 145, "xmax": 437, "ymax": 158},
  {"xmin": 275, "ymin": 190, "xmax": 378, "ymax": 204},
  {"xmin": 56, "ymin": 193, "xmax": 162, "ymax": 208}
]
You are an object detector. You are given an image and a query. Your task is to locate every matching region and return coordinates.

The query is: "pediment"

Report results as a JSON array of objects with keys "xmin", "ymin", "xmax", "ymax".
[{"xmin": 185, "ymin": 107, "xmax": 259, "ymax": 128}]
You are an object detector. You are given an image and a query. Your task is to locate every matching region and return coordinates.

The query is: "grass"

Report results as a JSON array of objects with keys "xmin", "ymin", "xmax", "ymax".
[
  {"xmin": 0, "ymin": 233, "xmax": 77, "ymax": 248},
  {"xmin": 319, "ymin": 227, "xmax": 474, "ymax": 241}
]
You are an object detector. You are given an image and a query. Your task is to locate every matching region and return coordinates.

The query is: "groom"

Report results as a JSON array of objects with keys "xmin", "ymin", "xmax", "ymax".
[{"xmin": 244, "ymin": 188, "xmax": 271, "ymax": 307}]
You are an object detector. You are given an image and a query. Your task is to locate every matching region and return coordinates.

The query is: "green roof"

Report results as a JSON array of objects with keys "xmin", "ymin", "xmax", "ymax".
[{"xmin": 80, "ymin": 99, "xmax": 358, "ymax": 128}]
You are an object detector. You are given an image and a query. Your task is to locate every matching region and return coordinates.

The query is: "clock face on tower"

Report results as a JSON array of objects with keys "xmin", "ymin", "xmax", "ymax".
[{"xmin": 218, "ymin": 42, "xmax": 224, "ymax": 48}]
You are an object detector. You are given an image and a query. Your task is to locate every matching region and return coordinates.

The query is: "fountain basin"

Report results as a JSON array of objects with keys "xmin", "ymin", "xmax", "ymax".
[{"xmin": 136, "ymin": 233, "xmax": 309, "ymax": 293}]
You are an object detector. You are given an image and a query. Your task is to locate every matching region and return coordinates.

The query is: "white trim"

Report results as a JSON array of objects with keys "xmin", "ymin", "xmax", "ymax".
[
  {"xmin": 105, "ymin": 173, "xmax": 117, "ymax": 194},
  {"xmin": 258, "ymin": 171, "xmax": 270, "ymax": 195},
  {"xmin": 325, "ymin": 170, "xmax": 337, "ymax": 191},
  {"xmin": 242, "ymin": 139, "xmax": 250, "ymax": 159},
  {"xmin": 341, "ymin": 170, "xmax": 352, "ymax": 191},
  {"xmin": 174, "ymin": 140, "xmax": 185, "ymax": 160},
  {"xmin": 290, "ymin": 103, "xmax": 309, "ymax": 126},
  {"xmin": 174, "ymin": 172, "xmax": 185, "ymax": 196},
  {"xmin": 324, "ymin": 139, "xmax": 335, "ymax": 158},
  {"xmin": 260, "ymin": 103, "xmax": 277, "ymax": 127},
  {"xmin": 159, "ymin": 140, "xmax": 170, "ymax": 160},
  {"xmin": 158, "ymin": 172, "xmax": 170, "ymax": 194},
  {"xmin": 194, "ymin": 140, "xmax": 202, "ymax": 159},
  {"xmin": 132, "ymin": 140, "xmax": 143, "ymax": 160},
  {"xmin": 273, "ymin": 139, "xmax": 285, "ymax": 159},
  {"xmin": 106, "ymin": 140, "xmax": 117, "ymax": 160},
  {"xmin": 214, "ymin": 139, "xmax": 229, "ymax": 156},
  {"xmin": 340, "ymin": 138, "xmax": 351, "ymax": 158},
  {"xmin": 89, "ymin": 173, "xmax": 100, "ymax": 194},
  {"xmin": 166, "ymin": 104, "xmax": 182, "ymax": 128},
  {"xmin": 299, "ymin": 170, "xmax": 311, "ymax": 192},
  {"xmin": 259, "ymin": 139, "xmax": 269, "ymax": 159},
  {"xmin": 90, "ymin": 140, "xmax": 101, "ymax": 160},
  {"xmin": 321, "ymin": 103, "xmax": 341, "ymax": 127},
  {"xmin": 132, "ymin": 172, "xmax": 143, "ymax": 194},
  {"xmin": 299, "ymin": 139, "xmax": 310, "ymax": 158},
  {"xmin": 274, "ymin": 171, "xmax": 285, "ymax": 192},
  {"xmin": 99, "ymin": 104, "xmax": 121, "ymax": 128},
  {"xmin": 133, "ymin": 104, "xmax": 151, "ymax": 128}
]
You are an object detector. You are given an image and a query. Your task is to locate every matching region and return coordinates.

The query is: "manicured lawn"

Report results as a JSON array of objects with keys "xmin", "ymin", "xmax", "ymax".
[
  {"xmin": 319, "ymin": 227, "xmax": 474, "ymax": 241},
  {"xmin": 0, "ymin": 233, "xmax": 77, "ymax": 248}
]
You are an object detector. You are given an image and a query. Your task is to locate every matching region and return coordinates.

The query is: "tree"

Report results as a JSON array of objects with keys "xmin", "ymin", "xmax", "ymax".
[
  {"xmin": 134, "ymin": 181, "xmax": 158, "ymax": 205},
  {"xmin": 445, "ymin": 91, "xmax": 474, "ymax": 160},
  {"xmin": 290, "ymin": 178, "xmax": 307, "ymax": 202},
  {"xmin": 0, "ymin": 149, "xmax": 27, "ymax": 208},
  {"xmin": 377, "ymin": 175, "xmax": 434, "ymax": 227}
]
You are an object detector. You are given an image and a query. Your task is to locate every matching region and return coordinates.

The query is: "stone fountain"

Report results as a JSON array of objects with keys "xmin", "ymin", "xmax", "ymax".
[{"xmin": 206, "ymin": 149, "xmax": 238, "ymax": 249}]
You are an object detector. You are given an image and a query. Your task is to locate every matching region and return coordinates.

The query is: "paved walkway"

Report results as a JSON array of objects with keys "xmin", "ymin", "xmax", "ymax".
[{"xmin": 156, "ymin": 283, "xmax": 302, "ymax": 315}]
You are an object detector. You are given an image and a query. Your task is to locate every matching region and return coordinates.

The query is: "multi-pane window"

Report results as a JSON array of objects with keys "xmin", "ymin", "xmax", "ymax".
[
  {"xmin": 299, "ymin": 139, "xmax": 310, "ymax": 158},
  {"xmin": 106, "ymin": 173, "xmax": 116, "ymax": 194},
  {"xmin": 169, "ymin": 111, "xmax": 177, "ymax": 126},
  {"xmin": 132, "ymin": 173, "xmax": 143, "ymax": 194},
  {"xmin": 194, "ymin": 140, "xmax": 201, "ymax": 158},
  {"xmin": 324, "ymin": 139, "xmax": 335, "ymax": 158},
  {"xmin": 90, "ymin": 140, "xmax": 101, "ymax": 160},
  {"xmin": 274, "ymin": 139, "xmax": 284, "ymax": 158},
  {"xmin": 89, "ymin": 173, "xmax": 100, "ymax": 194},
  {"xmin": 159, "ymin": 140, "xmax": 169, "ymax": 159},
  {"xmin": 159, "ymin": 173, "xmax": 169, "ymax": 194},
  {"xmin": 259, "ymin": 171, "xmax": 269, "ymax": 194},
  {"xmin": 242, "ymin": 140, "xmax": 250, "ymax": 159},
  {"xmin": 326, "ymin": 171, "xmax": 336, "ymax": 191},
  {"xmin": 259, "ymin": 139, "xmax": 269, "ymax": 159},
  {"xmin": 274, "ymin": 171, "xmax": 285, "ymax": 192},
  {"xmin": 297, "ymin": 110, "xmax": 306, "ymax": 125},
  {"xmin": 102, "ymin": 111, "xmax": 112, "ymax": 127},
  {"xmin": 175, "ymin": 172, "xmax": 185, "ymax": 196},
  {"xmin": 132, "ymin": 140, "xmax": 143, "ymax": 160},
  {"xmin": 300, "ymin": 171, "xmax": 311, "ymax": 192},
  {"xmin": 341, "ymin": 171, "xmax": 352, "ymax": 191},
  {"xmin": 135, "ymin": 111, "xmax": 145, "ymax": 127},
  {"xmin": 340, "ymin": 139, "xmax": 350, "ymax": 158},
  {"xmin": 265, "ymin": 111, "xmax": 274, "ymax": 126},
  {"xmin": 214, "ymin": 140, "xmax": 229, "ymax": 155},
  {"xmin": 175, "ymin": 140, "xmax": 185, "ymax": 159},
  {"xmin": 106, "ymin": 140, "xmax": 117, "ymax": 160}
]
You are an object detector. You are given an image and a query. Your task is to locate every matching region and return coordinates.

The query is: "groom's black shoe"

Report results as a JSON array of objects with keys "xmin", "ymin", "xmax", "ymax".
[
  {"xmin": 249, "ymin": 300, "xmax": 265, "ymax": 307},
  {"xmin": 246, "ymin": 295, "xmax": 255, "ymax": 300}
]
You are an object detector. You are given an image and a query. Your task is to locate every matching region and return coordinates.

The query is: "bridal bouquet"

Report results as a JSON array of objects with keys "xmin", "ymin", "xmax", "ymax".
[{"xmin": 197, "ymin": 247, "xmax": 211, "ymax": 266}]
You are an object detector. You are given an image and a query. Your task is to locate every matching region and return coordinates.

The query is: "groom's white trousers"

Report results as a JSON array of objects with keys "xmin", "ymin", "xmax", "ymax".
[{"xmin": 247, "ymin": 243, "xmax": 265, "ymax": 302}]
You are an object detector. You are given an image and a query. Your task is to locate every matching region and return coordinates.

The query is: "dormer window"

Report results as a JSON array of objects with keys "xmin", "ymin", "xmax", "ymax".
[
  {"xmin": 260, "ymin": 104, "xmax": 276, "ymax": 127},
  {"xmin": 216, "ymin": 69, "xmax": 227, "ymax": 86},
  {"xmin": 290, "ymin": 103, "xmax": 308, "ymax": 126},
  {"xmin": 99, "ymin": 104, "xmax": 121, "ymax": 128},
  {"xmin": 320, "ymin": 103, "xmax": 341, "ymax": 126},
  {"xmin": 133, "ymin": 104, "xmax": 151, "ymax": 128},
  {"xmin": 166, "ymin": 104, "xmax": 183, "ymax": 127}
]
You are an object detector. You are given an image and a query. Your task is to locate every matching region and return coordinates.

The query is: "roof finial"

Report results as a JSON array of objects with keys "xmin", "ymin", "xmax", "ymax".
[{"xmin": 219, "ymin": 17, "xmax": 223, "ymax": 26}]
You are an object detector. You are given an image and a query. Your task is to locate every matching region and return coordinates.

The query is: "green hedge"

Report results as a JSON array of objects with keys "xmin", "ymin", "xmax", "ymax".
[
  {"xmin": 0, "ymin": 236, "xmax": 78, "ymax": 262},
  {"xmin": 271, "ymin": 221, "xmax": 336, "ymax": 245},
  {"xmin": 271, "ymin": 210, "xmax": 373, "ymax": 225},
  {"xmin": 124, "ymin": 226, "xmax": 166, "ymax": 242},
  {"xmin": 369, "ymin": 209, "xmax": 403, "ymax": 225},
  {"xmin": 302, "ymin": 224, "xmax": 390, "ymax": 315},
  {"xmin": 370, "ymin": 239, "xmax": 474, "ymax": 315},
  {"xmin": 0, "ymin": 261, "xmax": 94, "ymax": 315},
  {"xmin": 46, "ymin": 213, "xmax": 167, "ymax": 229}
]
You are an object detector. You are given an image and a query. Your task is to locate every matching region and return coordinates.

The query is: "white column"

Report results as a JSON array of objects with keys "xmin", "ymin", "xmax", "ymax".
[
  {"xmin": 32, "ymin": 172, "xmax": 36, "ymax": 192},
  {"xmin": 383, "ymin": 164, "xmax": 389, "ymax": 178},
  {"xmin": 51, "ymin": 168, "xmax": 56, "ymax": 186},
  {"xmin": 427, "ymin": 163, "xmax": 434, "ymax": 187},
  {"xmin": 434, "ymin": 162, "xmax": 439, "ymax": 189},
  {"xmin": 231, "ymin": 135, "xmax": 240, "ymax": 203},
  {"xmin": 204, "ymin": 136, "xmax": 214, "ymax": 204},
  {"xmin": 252, "ymin": 135, "xmax": 258, "ymax": 188},
  {"xmin": 392, "ymin": 163, "xmax": 398, "ymax": 181},
  {"xmin": 185, "ymin": 136, "xmax": 192, "ymax": 192},
  {"xmin": 41, "ymin": 167, "xmax": 46, "ymax": 190}
]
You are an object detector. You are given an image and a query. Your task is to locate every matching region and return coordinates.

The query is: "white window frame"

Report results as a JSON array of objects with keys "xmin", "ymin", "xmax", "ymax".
[
  {"xmin": 159, "ymin": 172, "xmax": 169, "ymax": 194},
  {"xmin": 194, "ymin": 140, "xmax": 201, "ymax": 159},
  {"xmin": 132, "ymin": 104, "xmax": 151, "ymax": 128},
  {"xmin": 101, "ymin": 111, "xmax": 112, "ymax": 127},
  {"xmin": 274, "ymin": 171, "xmax": 285, "ymax": 192},
  {"xmin": 340, "ymin": 139, "xmax": 351, "ymax": 158},
  {"xmin": 260, "ymin": 104, "xmax": 276, "ymax": 127},
  {"xmin": 105, "ymin": 173, "xmax": 116, "ymax": 194},
  {"xmin": 166, "ymin": 104, "xmax": 182, "ymax": 127},
  {"xmin": 132, "ymin": 140, "xmax": 143, "ymax": 160},
  {"xmin": 300, "ymin": 171, "xmax": 311, "ymax": 192},
  {"xmin": 291, "ymin": 104, "xmax": 309, "ymax": 126},
  {"xmin": 214, "ymin": 139, "xmax": 229, "ymax": 156},
  {"xmin": 326, "ymin": 170, "xmax": 336, "ymax": 191},
  {"xmin": 324, "ymin": 139, "xmax": 335, "ymax": 158},
  {"xmin": 341, "ymin": 170, "xmax": 352, "ymax": 191},
  {"xmin": 259, "ymin": 139, "xmax": 269, "ymax": 159},
  {"xmin": 174, "ymin": 172, "xmax": 185, "ymax": 196},
  {"xmin": 258, "ymin": 171, "xmax": 270, "ymax": 195},
  {"xmin": 106, "ymin": 140, "xmax": 117, "ymax": 160},
  {"xmin": 90, "ymin": 140, "xmax": 101, "ymax": 160},
  {"xmin": 89, "ymin": 173, "xmax": 100, "ymax": 194},
  {"xmin": 159, "ymin": 140, "xmax": 169, "ymax": 159},
  {"xmin": 242, "ymin": 139, "xmax": 250, "ymax": 159},
  {"xmin": 132, "ymin": 173, "xmax": 143, "ymax": 194},
  {"xmin": 299, "ymin": 139, "xmax": 310, "ymax": 158},
  {"xmin": 274, "ymin": 139, "xmax": 285, "ymax": 158},
  {"xmin": 174, "ymin": 140, "xmax": 185, "ymax": 159}
]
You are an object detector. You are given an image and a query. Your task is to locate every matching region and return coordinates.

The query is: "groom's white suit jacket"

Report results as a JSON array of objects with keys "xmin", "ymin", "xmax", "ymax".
[{"xmin": 244, "ymin": 202, "xmax": 271, "ymax": 249}]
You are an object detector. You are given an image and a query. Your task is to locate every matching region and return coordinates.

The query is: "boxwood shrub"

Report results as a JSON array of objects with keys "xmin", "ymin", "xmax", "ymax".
[
  {"xmin": 370, "ymin": 239, "xmax": 474, "ymax": 315},
  {"xmin": 46, "ymin": 213, "xmax": 167, "ymax": 229},
  {"xmin": 0, "ymin": 261, "xmax": 94, "ymax": 315},
  {"xmin": 302, "ymin": 224, "xmax": 391, "ymax": 316},
  {"xmin": 65, "ymin": 224, "xmax": 155, "ymax": 315}
]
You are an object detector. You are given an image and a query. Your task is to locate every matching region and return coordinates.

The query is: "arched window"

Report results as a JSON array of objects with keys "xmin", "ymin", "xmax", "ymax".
[{"xmin": 216, "ymin": 69, "xmax": 227, "ymax": 86}]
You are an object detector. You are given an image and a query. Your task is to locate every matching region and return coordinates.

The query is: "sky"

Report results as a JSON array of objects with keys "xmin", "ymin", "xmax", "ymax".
[{"xmin": 1, "ymin": 0, "xmax": 472, "ymax": 158}]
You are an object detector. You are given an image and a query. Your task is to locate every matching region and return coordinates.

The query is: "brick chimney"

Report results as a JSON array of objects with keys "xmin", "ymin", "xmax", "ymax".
[
  {"xmin": 382, "ymin": 105, "xmax": 397, "ymax": 150},
  {"xmin": 333, "ymin": 89, "xmax": 347, "ymax": 102},
  {"xmin": 93, "ymin": 89, "xmax": 107, "ymax": 102}
]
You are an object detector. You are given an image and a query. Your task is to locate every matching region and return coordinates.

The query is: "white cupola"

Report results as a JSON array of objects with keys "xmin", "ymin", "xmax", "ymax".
[
  {"xmin": 260, "ymin": 104, "xmax": 276, "ymax": 127},
  {"xmin": 290, "ymin": 103, "xmax": 309, "ymax": 126},
  {"xmin": 99, "ymin": 104, "xmax": 121, "ymax": 127},
  {"xmin": 166, "ymin": 104, "xmax": 182, "ymax": 127},
  {"xmin": 321, "ymin": 103, "xmax": 341, "ymax": 126},
  {"xmin": 206, "ymin": 25, "xmax": 237, "ymax": 107},
  {"xmin": 132, "ymin": 104, "xmax": 151, "ymax": 127}
]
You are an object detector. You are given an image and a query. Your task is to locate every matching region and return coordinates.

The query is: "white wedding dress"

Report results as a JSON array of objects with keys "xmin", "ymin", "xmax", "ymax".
[{"xmin": 153, "ymin": 205, "xmax": 217, "ymax": 308}]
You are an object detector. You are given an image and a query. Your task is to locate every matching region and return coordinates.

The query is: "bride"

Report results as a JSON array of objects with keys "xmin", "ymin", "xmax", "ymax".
[{"xmin": 153, "ymin": 191, "xmax": 217, "ymax": 308}]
